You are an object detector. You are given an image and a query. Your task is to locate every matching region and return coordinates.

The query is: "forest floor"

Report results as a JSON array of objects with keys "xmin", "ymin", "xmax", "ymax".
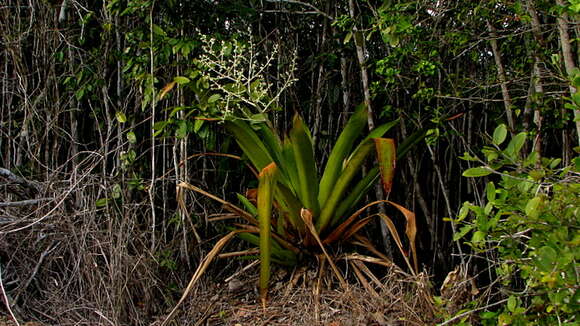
[
  {"xmin": 1, "ymin": 264, "xmax": 444, "ymax": 326},
  {"xmin": 148, "ymin": 264, "xmax": 440, "ymax": 326}
]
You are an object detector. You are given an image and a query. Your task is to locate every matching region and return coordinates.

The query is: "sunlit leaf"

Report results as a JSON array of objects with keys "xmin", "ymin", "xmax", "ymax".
[
  {"xmin": 173, "ymin": 76, "xmax": 190, "ymax": 85},
  {"xmin": 492, "ymin": 124, "xmax": 507, "ymax": 145},
  {"xmin": 525, "ymin": 197, "xmax": 542, "ymax": 219},
  {"xmin": 462, "ymin": 167, "xmax": 492, "ymax": 177},
  {"xmin": 116, "ymin": 111, "xmax": 127, "ymax": 123},
  {"xmin": 505, "ymin": 132, "xmax": 527, "ymax": 158}
]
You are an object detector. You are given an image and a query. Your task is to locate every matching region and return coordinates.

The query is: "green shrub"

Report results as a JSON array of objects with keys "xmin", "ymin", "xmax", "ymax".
[{"xmin": 456, "ymin": 124, "xmax": 579, "ymax": 325}]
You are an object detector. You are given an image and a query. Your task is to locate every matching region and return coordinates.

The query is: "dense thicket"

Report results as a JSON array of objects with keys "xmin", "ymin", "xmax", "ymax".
[{"xmin": 1, "ymin": 0, "xmax": 578, "ymax": 324}]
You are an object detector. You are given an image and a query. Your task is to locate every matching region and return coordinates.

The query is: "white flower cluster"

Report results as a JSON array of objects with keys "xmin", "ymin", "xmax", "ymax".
[{"xmin": 196, "ymin": 34, "xmax": 297, "ymax": 120}]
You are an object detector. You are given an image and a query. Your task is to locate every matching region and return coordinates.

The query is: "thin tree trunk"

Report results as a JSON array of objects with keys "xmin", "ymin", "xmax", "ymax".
[
  {"xmin": 149, "ymin": 3, "xmax": 157, "ymax": 251},
  {"xmin": 487, "ymin": 20, "xmax": 515, "ymax": 134},
  {"xmin": 525, "ymin": 0, "xmax": 544, "ymax": 156},
  {"xmin": 556, "ymin": 0, "xmax": 580, "ymax": 150},
  {"xmin": 348, "ymin": 0, "xmax": 392, "ymax": 257}
]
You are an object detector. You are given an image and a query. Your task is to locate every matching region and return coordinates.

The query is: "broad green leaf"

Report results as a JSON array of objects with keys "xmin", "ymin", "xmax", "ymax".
[
  {"xmin": 536, "ymin": 246, "xmax": 557, "ymax": 272},
  {"xmin": 319, "ymin": 105, "xmax": 368, "ymax": 207},
  {"xmin": 471, "ymin": 230, "xmax": 486, "ymax": 244},
  {"xmin": 486, "ymin": 182, "xmax": 496, "ymax": 202},
  {"xmin": 126, "ymin": 131, "xmax": 137, "ymax": 144},
  {"xmin": 116, "ymin": 111, "xmax": 127, "ymax": 123},
  {"xmin": 507, "ymin": 296, "xmax": 517, "ymax": 312},
  {"xmin": 525, "ymin": 196, "xmax": 542, "ymax": 219},
  {"xmin": 374, "ymin": 138, "xmax": 396, "ymax": 194},
  {"xmin": 281, "ymin": 138, "xmax": 300, "ymax": 195},
  {"xmin": 332, "ymin": 167, "xmax": 379, "ymax": 226},
  {"xmin": 549, "ymin": 158, "xmax": 562, "ymax": 169},
  {"xmin": 173, "ymin": 76, "xmax": 191, "ymax": 85},
  {"xmin": 225, "ymin": 119, "xmax": 273, "ymax": 171},
  {"xmin": 255, "ymin": 122, "xmax": 288, "ymax": 185},
  {"xmin": 462, "ymin": 167, "xmax": 492, "ymax": 177},
  {"xmin": 175, "ymin": 120, "xmax": 188, "ymax": 138},
  {"xmin": 208, "ymin": 93, "xmax": 221, "ymax": 103},
  {"xmin": 152, "ymin": 24, "xmax": 166, "ymax": 36},
  {"xmin": 332, "ymin": 136, "xmax": 417, "ymax": 225},
  {"xmin": 505, "ymin": 132, "xmax": 527, "ymax": 158},
  {"xmin": 289, "ymin": 114, "xmax": 319, "ymax": 216},
  {"xmin": 317, "ymin": 139, "xmax": 375, "ymax": 232},
  {"xmin": 524, "ymin": 151, "xmax": 540, "ymax": 167},
  {"xmin": 257, "ymin": 163, "xmax": 277, "ymax": 307},
  {"xmin": 492, "ymin": 124, "xmax": 507, "ymax": 145},
  {"xmin": 193, "ymin": 119, "xmax": 204, "ymax": 133}
]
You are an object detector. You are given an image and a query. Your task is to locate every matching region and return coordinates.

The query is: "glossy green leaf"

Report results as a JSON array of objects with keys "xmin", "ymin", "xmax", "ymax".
[
  {"xmin": 471, "ymin": 230, "xmax": 486, "ymax": 244},
  {"xmin": 486, "ymin": 182, "xmax": 496, "ymax": 202},
  {"xmin": 317, "ymin": 139, "xmax": 374, "ymax": 232},
  {"xmin": 463, "ymin": 167, "xmax": 492, "ymax": 177},
  {"xmin": 319, "ymin": 105, "xmax": 368, "ymax": 207},
  {"xmin": 507, "ymin": 296, "xmax": 517, "ymax": 312},
  {"xmin": 116, "ymin": 111, "xmax": 127, "ymax": 123},
  {"xmin": 453, "ymin": 224, "xmax": 474, "ymax": 241},
  {"xmin": 289, "ymin": 114, "xmax": 319, "ymax": 216},
  {"xmin": 525, "ymin": 197, "xmax": 542, "ymax": 219},
  {"xmin": 505, "ymin": 132, "xmax": 527, "ymax": 158},
  {"xmin": 208, "ymin": 93, "xmax": 221, "ymax": 103},
  {"xmin": 492, "ymin": 124, "xmax": 507, "ymax": 145},
  {"xmin": 332, "ymin": 167, "xmax": 379, "ymax": 226},
  {"xmin": 174, "ymin": 76, "xmax": 191, "ymax": 85},
  {"xmin": 225, "ymin": 119, "xmax": 273, "ymax": 171}
]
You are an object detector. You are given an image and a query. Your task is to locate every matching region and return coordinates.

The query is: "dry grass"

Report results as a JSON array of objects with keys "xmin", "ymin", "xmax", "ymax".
[
  {"xmin": 1, "ymin": 171, "xmax": 440, "ymax": 326},
  {"xmin": 154, "ymin": 264, "xmax": 439, "ymax": 326}
]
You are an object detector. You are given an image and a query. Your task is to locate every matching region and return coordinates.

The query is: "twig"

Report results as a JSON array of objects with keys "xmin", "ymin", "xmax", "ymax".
[
  {"xmin": 437, "ymin": 298, "xmax": 508, "ymax": 325},
  {"xmin": 14, "ymin": 241, "xmax": 59, "ymax": 302},
  {"xmin": 0, "ymin": 168, "xmax": 39, "ymax": 193},
  {"xmin": 265, "ymin": 0, "xmax": 333, "ymax": 20},
  {"xmin": 0, "ymin": 198, "xmax": 54, "ymax": 207},
  {"xmin": 0, "ymin": 263, "xmax": 20, "ymax": 326}
]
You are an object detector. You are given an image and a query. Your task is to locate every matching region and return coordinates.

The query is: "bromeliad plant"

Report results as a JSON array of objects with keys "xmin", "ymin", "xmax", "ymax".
[{"xmin": 162, "ymin": 106, "xmax": 421, "ymax": 324}]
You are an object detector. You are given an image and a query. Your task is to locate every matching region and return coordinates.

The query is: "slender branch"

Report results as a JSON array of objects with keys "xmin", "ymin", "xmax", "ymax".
[
  {"xmin": 265, "ymin": 0, "xmax": 333, "ymax": 20},
  {"xmin": 0, "ymin": 198, "xmax": 53, "ymax": 207},
  {"xmin": 0, "ymin": 263, "xmax": 20, "ymax": 326},
  {"xmin": 487, "ymin": 20, "xmax": 515, "ymax": 134},
  {"xmin": 438, "ymin": 298, "xmax": 508, "ymax": 326}
]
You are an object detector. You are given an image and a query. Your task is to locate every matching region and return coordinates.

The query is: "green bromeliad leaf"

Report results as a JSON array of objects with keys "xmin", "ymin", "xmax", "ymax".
[
  {"xmin": 289, "ymin": 113, "xmax": 320, "ymax": 216},
  {"xmin": 258, "ymin": 163, "xmax": 277, "ymax": 306},
  {"xmin": 224, "ymin": 119, "xmax": 273, "ymax": 171},
  {"xmin": 318, "ymin": 105, "xmax": 368, "ymax": 207},
  {"xmin": 317, "ymin": 139, "xmax": 375, "ymax": 232}
]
